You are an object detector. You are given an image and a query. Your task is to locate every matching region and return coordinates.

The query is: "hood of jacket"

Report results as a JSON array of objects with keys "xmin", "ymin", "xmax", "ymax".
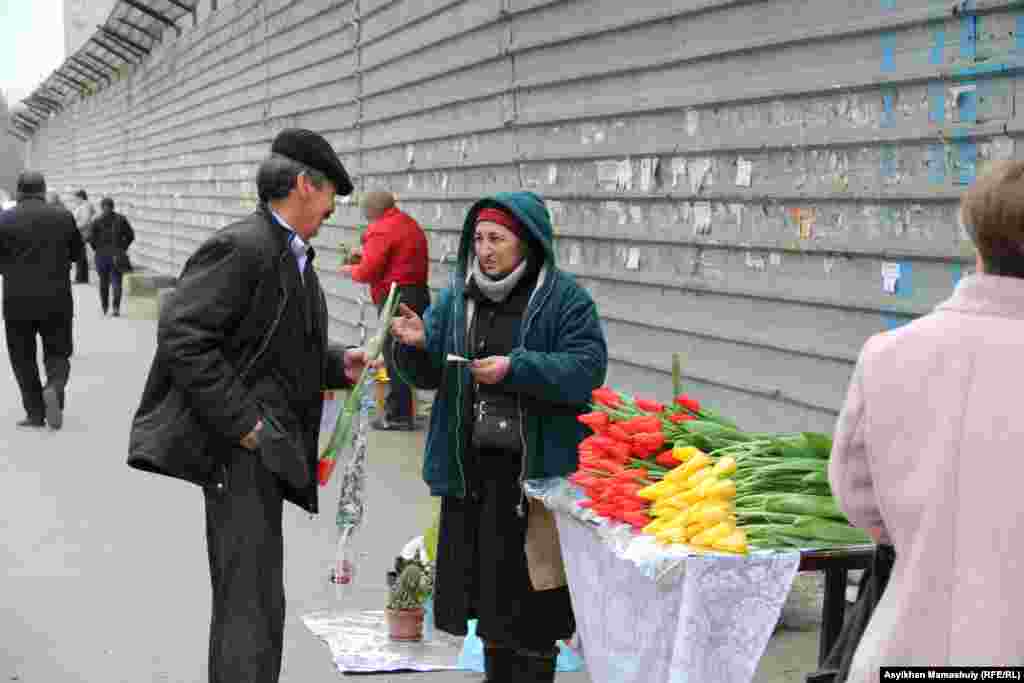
[{"xmin": 456, "ymin": 191, "xmax": 556, "ymax": 276}]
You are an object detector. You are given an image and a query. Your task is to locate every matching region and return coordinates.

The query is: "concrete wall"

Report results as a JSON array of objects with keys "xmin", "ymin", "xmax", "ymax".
[
  {"xmin": 1, "ymin": 92, "xmax": 25, "ymax": 197},
  {"xmin": 28, "ymin": 0, "xmax": 1013, "ymax": 432}
]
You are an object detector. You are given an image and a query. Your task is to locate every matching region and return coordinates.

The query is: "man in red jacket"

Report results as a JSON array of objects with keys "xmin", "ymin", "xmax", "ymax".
[{"xmin": 341, "ymin": 191, "xmax": 430, "ymax": 430}]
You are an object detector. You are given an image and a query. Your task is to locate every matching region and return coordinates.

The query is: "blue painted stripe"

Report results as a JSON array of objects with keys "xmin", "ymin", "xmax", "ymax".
[
  {"xmin": 883, "ymin": 315, "xmax": 911, "ymax": 331},
  {"xmin": 951, "ymin": 263, "xmax": 964, "ymax": 288},
  {"xmin": 958, "ymin": 139, "xmax": 977, "ymax": 185},
  {"xmin": 881, "ymin": 89, "xmax": 896, "ymax": 128},
  {"xmin": 881, "ymin": 32, "xmax": 897, "ymax": 72},
  {"xmin": 881, "ymin": 145, "xmax": 897, "ymax": 179},
  {"xmin": 928, "ymin": 82, "xmax": 945, "ymax": 124},
  {"xmin": 1018, "ymin": 16, "xmax": 1024, "ymax": 54},
  {"xmin": 960, "ymin": 12, "xmax": 977, "ymax": 60},
  {"xmin": 958, "ymin": 84, "xmax": 977, "ymax": 124},
  {"xmin": 881, "ymin": 0, "xmax": 896, "ymax": 9},
  {"xmin": 896, "ymin": 261, "xmax": 913, "ymax": 299},
  {"xmin": 930, "ymin": 30, "xmax": 945, "ymax": 66},
  {"xmin": 928, "ymin": 144, "xmax": 946, "ymax": 185}
]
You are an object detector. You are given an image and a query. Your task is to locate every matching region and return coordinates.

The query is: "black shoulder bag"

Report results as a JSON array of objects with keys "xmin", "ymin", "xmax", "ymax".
[{"xmin": 469, "ymin": 306, "xmax": 523, "ymax": 454}]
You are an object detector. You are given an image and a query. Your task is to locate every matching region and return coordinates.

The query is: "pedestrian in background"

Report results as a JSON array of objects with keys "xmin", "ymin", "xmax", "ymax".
[
  {"xmin": 340, "ymin": 190, "xmax": 430, "ymax": 430},
  {"xmin": 390, "ymin": 191, "xmax": 608, "ymax": 682},
  {"xmin": 71, "ymin": 189, "xmax": 94, "ymax": 284},
  {"xmin": 45, "ymin": 190, "xmax": 65, "ymax": 209},
  {"xmin": 830, "ymin": 160, "xmax": 1024, "ymax": 680},
  {"xmin": 0, "ymin": 171, "xmax": 84, "ymax": 430},
  {"xmin": 130, "ymin": 128, "xmax": 367, "ymax": 683},
  {"xmin": 88, "ymin": 197, "xmax": 134, "ymax": 317}
]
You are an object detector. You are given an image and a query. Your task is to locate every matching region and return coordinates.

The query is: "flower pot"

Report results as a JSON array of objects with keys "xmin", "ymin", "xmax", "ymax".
[{"xmin": 386, "ymin": 607, "xmax": 425, "ymax": 642}]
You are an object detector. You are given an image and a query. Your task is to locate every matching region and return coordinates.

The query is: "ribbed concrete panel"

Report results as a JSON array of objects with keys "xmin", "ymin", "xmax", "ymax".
[{"xmin": 26, "ymin": 0, "xmax": 1017, "ymax": 432}]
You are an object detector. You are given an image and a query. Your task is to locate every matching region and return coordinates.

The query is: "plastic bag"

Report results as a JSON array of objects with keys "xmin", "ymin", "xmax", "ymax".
[{"xmin": 456, "ymin": 619, "xmax": 585, "ymax": 673}]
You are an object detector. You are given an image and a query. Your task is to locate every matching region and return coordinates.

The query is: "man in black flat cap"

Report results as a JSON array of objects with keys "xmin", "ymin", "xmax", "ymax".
[
  {"xmin": 0, "ymin": 171, "xmax": 84, "ymax": 430},
  {"xmin": 130, "ymin": 129, "xmax": 366, "ymax": 683}
]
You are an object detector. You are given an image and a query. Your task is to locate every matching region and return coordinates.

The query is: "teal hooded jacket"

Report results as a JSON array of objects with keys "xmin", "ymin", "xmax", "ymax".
[{"xmin": 392, "ymin": 191, "xmax": 608, "ymax": 498}]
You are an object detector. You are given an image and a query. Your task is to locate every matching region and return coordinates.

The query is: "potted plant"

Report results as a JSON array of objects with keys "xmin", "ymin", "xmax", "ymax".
[{"xmin": 386, "ymin": 559, "xmax": 433, "ymax": 642}]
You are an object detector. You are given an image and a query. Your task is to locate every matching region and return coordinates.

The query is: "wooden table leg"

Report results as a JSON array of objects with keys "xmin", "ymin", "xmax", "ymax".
[{"xmin": 818, "ymin": 567, "xmax": 848, "ymax": 667}]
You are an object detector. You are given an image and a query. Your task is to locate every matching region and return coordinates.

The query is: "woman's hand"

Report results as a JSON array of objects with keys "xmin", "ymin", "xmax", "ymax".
[
  {"xmin": 470, "ymin": 356, "xmax": 511, "ymax": 385},
  {"xmin": 391, "ymin": 304, "xmax": 426, "ymax": 349}
]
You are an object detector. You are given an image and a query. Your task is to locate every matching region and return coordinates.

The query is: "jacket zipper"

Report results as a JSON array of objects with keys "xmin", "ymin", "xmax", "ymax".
[{"xmin": 515, "ymin": 266, "xmax": 554, "ymax": 518}]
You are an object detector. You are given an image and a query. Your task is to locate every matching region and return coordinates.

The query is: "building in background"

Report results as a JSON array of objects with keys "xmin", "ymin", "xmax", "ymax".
[
  {"xmin": 64, "ymin": 0, "xmax": 118, "ymax": 57},
  {"xmin": 0, "ymin": 91, "xmax": 25, "ymax": 198}
]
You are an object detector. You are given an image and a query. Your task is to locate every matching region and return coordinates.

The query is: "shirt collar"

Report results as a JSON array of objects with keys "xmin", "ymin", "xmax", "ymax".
[{"xmin": 270, "ymin": 209, "xmax": 309, "ymax": 258}]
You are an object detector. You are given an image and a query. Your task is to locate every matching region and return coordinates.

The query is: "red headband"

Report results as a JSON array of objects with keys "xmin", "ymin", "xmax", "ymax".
[{"xmin": 476, "ymin": 207, "xmax": 527, "ymax": 240}]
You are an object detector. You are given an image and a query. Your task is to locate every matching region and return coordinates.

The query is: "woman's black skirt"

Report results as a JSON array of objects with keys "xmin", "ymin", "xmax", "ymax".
[{"xmin": 432, "ymin": 448, "xmax": 574, "ymax": 649}]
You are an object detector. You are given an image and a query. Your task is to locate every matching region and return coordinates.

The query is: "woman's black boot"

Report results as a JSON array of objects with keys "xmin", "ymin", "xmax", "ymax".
[
  {"xmin": 483, "ymin": 646, "xmax": 517, "ymax": 683},
  {"xmin": 515, "ymin": 647, "xmax": 558, "ymax": 683}
]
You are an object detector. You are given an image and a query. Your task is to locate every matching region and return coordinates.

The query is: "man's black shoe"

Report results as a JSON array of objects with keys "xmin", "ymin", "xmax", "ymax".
[
  {"xmin": 43, "ymin": 387, "xmax": 62, "ymax": 430},
  {"xmin": 16, "ymin": 418, "xmax": 45, "ymax": 429},
  {"xmin": 371, "ymin": 417, "xmax": 416, "ymax": 431}
]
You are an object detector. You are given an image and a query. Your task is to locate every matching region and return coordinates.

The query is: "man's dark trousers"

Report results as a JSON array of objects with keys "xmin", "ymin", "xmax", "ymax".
[
  {"xmin": 74, "ymin": 250, "xmax": 89, "ymax": 283},
  {"xmin": 380, "ymin": 284, "xmax": 430, "ymax": 422},
  {"xmin": 5, "ymin": 315, "xmax": 72, "ymax": 420},
  {"xmin": 204, "ymin": 447, "xmax": 286, "ymax": 683}
]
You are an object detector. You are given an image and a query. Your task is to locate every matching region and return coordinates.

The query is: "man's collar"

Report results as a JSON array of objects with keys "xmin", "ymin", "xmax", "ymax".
[{"xmin": 270, "ymin": 209, "xmax": 308, "ymax": 252}]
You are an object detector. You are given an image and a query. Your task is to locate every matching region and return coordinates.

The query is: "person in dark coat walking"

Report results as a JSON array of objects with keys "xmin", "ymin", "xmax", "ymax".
[
  {"xmin": 129, "ymin": 129, "xmax": 366, "ymax": 683},
  {"xmin": 88, "ymin": 198, "xmax": 135, "ymax": 317},
  {"xmin": 0, "ymin": 171, "xmax": 85, "ymax": 430},
  {"xmin": 340, "ymin": 190, "xmax": 430, "ymax": 430},
  {"xmin": 71, "ymin": 189, "xmax": 93, "ymax": 284},
  {"xmin": 391, "ymin": 192, "xmax": 608, "ymax": 682}
]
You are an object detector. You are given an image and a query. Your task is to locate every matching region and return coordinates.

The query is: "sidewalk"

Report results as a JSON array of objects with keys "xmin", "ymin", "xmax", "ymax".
[{"xmin": 0, "ymin": 281, "xmax": 819, "ymax": 683}]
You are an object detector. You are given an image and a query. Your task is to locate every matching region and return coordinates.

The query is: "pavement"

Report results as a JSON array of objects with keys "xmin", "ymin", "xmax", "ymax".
[{"xmin": 0, "ymin": 279, "xmax": 822, "ymax": 683}]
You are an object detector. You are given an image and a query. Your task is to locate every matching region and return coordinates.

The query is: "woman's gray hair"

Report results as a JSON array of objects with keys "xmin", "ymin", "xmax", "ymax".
[{"xmin": 257, "ymin": 153, "xmax": 329, "ymax": 203}]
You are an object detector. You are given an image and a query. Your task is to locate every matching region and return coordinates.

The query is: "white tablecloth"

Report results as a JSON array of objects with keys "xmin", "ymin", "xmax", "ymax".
[{"xmin": 527, "ymin": 479, "xmax": 802, "ymax": 683}]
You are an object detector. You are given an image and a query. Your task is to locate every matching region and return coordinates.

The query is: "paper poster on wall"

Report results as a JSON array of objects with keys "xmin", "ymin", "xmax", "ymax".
[
  {"xmin": 693, "ymin": 201, "xmax": 712, "ymax": 235},
  {"xmin": 882, "ymin": 262, "xmax": 901, "ymax": 294},
  {"xmin": 569, "ymin": 243, "xmax": 582, "ymax": 266},
  {"xmin": 788, "ymin": 208, "xmax": 817, "ymax": 240},
  {"xmin": 625, "ymin": 247, "xmax": 641, "ymax": 270},
  {"xmin": 736, "ymin": 158, "xmax": 753, "ymax": 187},
  {"xmin": 671, "ymin": 158, "xmax": 687, "ymax": 187},
  {"xmin": 638, "ymin": 157, "xmax": 659, "ymax": 192}
]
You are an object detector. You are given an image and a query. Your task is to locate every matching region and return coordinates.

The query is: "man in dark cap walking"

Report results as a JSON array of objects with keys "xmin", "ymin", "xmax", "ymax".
[
  {"xmin": 0, "ymin": 171, "xmax": 84, "ymax": 430},
  {"xmin": 130, "ymin": 129, "xmax": 366, "ymax": 683}
]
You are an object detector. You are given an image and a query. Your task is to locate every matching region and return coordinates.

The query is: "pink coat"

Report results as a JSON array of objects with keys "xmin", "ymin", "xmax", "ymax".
[{"xmin": 830, "ymin": 274, "xmax": 1024, "ymax": 681}]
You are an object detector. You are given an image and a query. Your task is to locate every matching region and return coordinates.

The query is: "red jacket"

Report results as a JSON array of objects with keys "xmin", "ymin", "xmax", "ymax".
[{"xmin": 350, "ymin": 207, "xmax": 429, "ymax": 304}]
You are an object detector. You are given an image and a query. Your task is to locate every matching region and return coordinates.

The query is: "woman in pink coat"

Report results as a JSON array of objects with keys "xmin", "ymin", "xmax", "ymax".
[{"xmin": 830, "ymin": 161, "xmax": 1024, "ymax": 681}]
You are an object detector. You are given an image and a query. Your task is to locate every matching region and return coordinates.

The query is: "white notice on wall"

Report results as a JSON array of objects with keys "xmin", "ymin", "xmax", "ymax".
[
  {"xmin": 617, "ymin": 159, "xmax": 634, "ymax": 191},
  {"xmin": 671, "ymin": 157, "xmax": 687, "ymax": 187},
  {"xmin": 406, "ymin": 144, "xmax": 415, "ymax": 165},
  {"xmin": 569, "ymin": 243, "xmax": 582, "ymax": 266},
  {"xmin": 686, "ymin": 109, "xmax": 700, "ymax": 137},
  {"xmin": 626, "ymin": 247, "xmax": 641, "ymax": 270},
  {"xmin": 548, "ymin": 164, "xmax": 558, "ymax": 185},
  {"xmin": 629, "ymin": 206, "xmax": 644, "ymax": 224},
  {"xmin": 736, "ymin": 158, "xmax": 753, "ymax": 187},
  {"xmin": 441, "ymin": 173, "xmax": 449, "ymax": 191},
  {"xmin": 882, "ymin": 262, "xmax": 901, "ymax": 294},
  {"xmin": 693, "ymin": 201, "xmax": 712, "ymax": 235},
  {"xmin": 769, "ymin": 252, "xmax": 782, "ymax": 266},
  {"xmin": 746, "ymin": 252, "xmax": 766, "ymax": 271},
  {"xmin": 639, "ymin": 157, "xmax": 659, "ymax": 192},
  {"xmin": 688, "ymin": 158, "xmax": 713, "ymax": 194}
]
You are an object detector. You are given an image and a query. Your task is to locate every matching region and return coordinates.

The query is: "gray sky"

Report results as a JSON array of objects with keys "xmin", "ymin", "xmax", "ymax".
[{"xmin": 0, "ymin": 0, "xmax": 65, "ymax": 104}]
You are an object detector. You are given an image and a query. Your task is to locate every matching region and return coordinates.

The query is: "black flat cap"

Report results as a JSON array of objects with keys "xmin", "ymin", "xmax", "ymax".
[
  {"xmin": 271, "ymin": 129, "xmax": 353, "ymax": 196},
  {"xmin": 17, "ymin": 171, "xmax": 46, "ymax": 195}
]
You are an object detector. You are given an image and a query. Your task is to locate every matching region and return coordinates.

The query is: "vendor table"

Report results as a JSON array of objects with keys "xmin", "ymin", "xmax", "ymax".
[
  {"xmin": 798, "ymin": 546, "xmax": 874, "ymax": 667},
  {"xmin": 527, "ymin": 479, "xmax": 876, "ymax": 683}
]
